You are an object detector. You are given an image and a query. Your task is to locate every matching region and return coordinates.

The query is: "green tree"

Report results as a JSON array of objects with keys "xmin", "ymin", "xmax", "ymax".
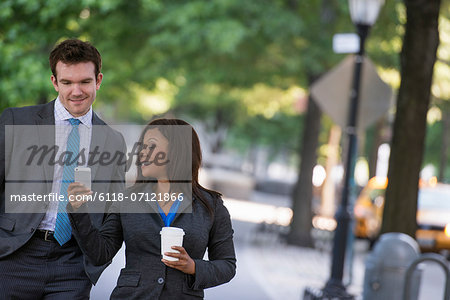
[
  {"xmin": 0, "ymin": 0, "xmax": 123, "ymax": 111},
  {"xmin": 287, "ymin": 0, "xmax": 400, "ymax": 247}
]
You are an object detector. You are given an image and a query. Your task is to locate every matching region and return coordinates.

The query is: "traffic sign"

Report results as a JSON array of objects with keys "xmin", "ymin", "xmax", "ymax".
[{"xmin": 310, "ymin": 55, "xmax": 393, "ymax": 131}]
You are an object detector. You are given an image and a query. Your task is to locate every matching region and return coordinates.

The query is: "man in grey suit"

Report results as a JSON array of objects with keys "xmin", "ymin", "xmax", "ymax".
[{"xmin": 0, "ymin": 39, "xmax": 126, "ymax": 299}]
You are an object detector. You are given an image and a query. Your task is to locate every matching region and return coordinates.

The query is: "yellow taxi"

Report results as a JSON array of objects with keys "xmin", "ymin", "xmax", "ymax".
[
  {"xmin": 353, "ymin": 176, "xmax": 450, "ymax": 252},
  {"xmin": 353, "ymin": 176, "xmax": 387, "ymax": 244}
]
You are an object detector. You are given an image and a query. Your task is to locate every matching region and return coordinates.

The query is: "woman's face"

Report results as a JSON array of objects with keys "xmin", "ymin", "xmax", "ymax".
[{"xmin": 139, "ymin": 128, "xmax": 169, "ymax": 179}]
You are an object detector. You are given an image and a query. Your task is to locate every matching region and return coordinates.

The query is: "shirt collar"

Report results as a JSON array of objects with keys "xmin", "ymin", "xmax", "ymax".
[{"xmin": 54, "ymin": 97, "xmax": 92, "ymax": 128}]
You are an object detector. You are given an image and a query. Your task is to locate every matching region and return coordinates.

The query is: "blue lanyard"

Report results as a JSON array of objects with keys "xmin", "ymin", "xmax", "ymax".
[{"xmin": 158, "ymin": 200, "xmax": 181, "ymax": 227}]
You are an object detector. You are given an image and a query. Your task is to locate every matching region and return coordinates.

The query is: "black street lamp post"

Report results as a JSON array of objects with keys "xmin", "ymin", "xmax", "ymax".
[
  {"xmin": 321, "ymin": 24, "xmax": 368, "ymax": 299},
  {"xmin": 304, "ymin": 0, "xmax": 384, "ymax": 299}
]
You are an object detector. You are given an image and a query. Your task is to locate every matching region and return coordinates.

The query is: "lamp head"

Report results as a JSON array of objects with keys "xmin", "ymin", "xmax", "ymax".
[{"xmin": 349, "ymin": 0, "xmax": 384, "ymax": 26}]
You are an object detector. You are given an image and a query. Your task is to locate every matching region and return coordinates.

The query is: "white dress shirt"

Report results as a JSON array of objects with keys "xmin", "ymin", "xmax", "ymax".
[{"xmin": 38, "ymin": 98, "xmax": 92, "ymax": 231}]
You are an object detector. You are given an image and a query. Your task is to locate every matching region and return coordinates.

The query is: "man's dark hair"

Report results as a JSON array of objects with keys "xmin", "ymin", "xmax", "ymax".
[{"xmin": 49, "ymin": 39, "xmax": 102, "ymax": 80}]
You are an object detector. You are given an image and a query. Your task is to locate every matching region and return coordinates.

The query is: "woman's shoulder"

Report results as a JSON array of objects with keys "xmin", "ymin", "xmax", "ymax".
[
  {"xmin": 195, "ymin": 188, "xmax": 223, "ymax": 207},
  {"xmin": 200, "ymin": 187, "xmax": 219, "ymax": 198}
]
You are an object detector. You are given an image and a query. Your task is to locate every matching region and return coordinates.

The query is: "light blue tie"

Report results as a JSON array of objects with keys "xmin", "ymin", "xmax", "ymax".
[{"xmin": 54, "ymin": 118, "xmax": 81, "ymax": 246}]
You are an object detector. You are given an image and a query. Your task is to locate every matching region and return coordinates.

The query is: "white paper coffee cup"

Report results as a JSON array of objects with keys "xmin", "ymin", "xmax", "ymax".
[{"xmin": 160, "ymin": 227, "xmax": 185, "ymax": 261}]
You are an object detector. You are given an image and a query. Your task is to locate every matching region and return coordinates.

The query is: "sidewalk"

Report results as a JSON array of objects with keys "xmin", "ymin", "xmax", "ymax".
[
  {"xmin": 206, "ymin": 190, "xmax": 367, "ymax": 300},
  {"xmin": 212, "ymin": 191, "xmax": 448, "ymax": 300},
  {"xmin": 241, "ymin": 236, "xmax": 366, "ymax": 299},
  {"xmin": 205, "ymin": 219, "xmax": 366, "ymax": 300}
]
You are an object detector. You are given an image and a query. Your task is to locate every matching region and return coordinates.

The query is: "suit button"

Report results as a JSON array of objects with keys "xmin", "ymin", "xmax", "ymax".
[{"xmin": 158, "ymin": 277, "xmax": 164, "ymax": 284}]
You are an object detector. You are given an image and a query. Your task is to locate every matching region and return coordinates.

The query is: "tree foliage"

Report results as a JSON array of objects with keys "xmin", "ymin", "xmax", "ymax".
[{"xmin": 1, "ymin": 1, "xmax": 447, "ymax": 197}]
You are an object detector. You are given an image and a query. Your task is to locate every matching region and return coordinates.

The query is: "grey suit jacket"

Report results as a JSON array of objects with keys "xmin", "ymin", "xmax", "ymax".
[
  {"xmin": 0, "ymin": 100, "xmax": 126, "ymax": 284},
  {"xmin": 69, "ymin": 187, "xmax": 236, "ymax": 299}
]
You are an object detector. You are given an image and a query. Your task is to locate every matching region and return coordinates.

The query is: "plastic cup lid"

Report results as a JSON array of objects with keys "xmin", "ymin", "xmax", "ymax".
[{"xmin": 160, "ymin": 227, "xmax": 185, "ymax": 235}]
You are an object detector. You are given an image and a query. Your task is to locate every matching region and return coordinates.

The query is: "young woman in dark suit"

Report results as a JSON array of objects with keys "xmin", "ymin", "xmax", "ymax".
[{"xmin": 68, "ymin": 119, "xmax": 236, "ymax": 299}]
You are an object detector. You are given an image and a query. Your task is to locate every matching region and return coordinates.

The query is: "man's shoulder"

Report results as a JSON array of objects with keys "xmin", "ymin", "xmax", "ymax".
[
  {"xmin": 5, "ymin": 101, "xmax": 53, "ymax": 114},
  {"xmin": 92, "ymin": 113, "xmax": 125, "ymax": 145},
  {"xmin": 1, "ymin": 101, "xmax": 54, "ymax": 124}
]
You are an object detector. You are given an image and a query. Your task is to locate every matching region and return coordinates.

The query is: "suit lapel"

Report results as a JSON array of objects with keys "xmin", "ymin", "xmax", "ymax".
[
  {"xmin": 140, "ymin": 183, "xmax": 194, "ymax": 225},
  {"xmin": 89, "ymin": 112, "xmax": 107, "ymax": 180},
  {"xmin": 171, "ymin": 191, "xmax": 194, "ymax": 224},
  {"xmin": 35, "ymin": 101, "xmax": 56, "ymax": 192}
]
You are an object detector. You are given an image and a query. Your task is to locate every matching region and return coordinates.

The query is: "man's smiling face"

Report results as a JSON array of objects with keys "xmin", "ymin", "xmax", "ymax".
[{"xmin": 51, "ymin": 61, "xmax": 103, "ymax": 117}]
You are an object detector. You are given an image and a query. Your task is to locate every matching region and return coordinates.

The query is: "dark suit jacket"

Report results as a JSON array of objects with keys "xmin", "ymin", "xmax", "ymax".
[
  {"xmin": 69, "ymin": 187, "xmax": 236, "ymax": 299},
  {"xmin": 0, "ymin": 100, "xmax": 126, "ymax": 284}
]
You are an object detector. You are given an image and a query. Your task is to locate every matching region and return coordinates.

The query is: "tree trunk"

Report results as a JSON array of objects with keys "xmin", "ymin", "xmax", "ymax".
[
  {"xmin": 321, "ymin": 125, "xmax": 341, "ymax": 217},
  {"xmin": 438, "ymin": 106, "xmax": 449, "ymax": 182},
  {"xmin": 287, "ymin": 94, "xmax": 321, "ymax": 247},
  {"xmin": 368, "ymin": 118, "xmax": 386, "ymax": 179},
  {"xmin": 211, "ymin": 109, "xmax": 227, "ymax": 154},
  {"xmin": 381, "ymin": 0, "xmax": 441, "ymax": 237},
  {"xmin": 286, "ymin": 0, "xmax": 336, "ymax": 247}
]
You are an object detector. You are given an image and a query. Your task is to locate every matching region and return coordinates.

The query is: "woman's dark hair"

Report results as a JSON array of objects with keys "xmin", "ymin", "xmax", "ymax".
[{"xmin": 133, "ymin": 118, "xmax": 220, "ymax": 216}]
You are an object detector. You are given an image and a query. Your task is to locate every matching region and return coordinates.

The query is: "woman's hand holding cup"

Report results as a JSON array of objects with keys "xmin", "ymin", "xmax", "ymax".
[{"xmin": 162, "ymin": 246, "xmax": 196, "ymax": 275}]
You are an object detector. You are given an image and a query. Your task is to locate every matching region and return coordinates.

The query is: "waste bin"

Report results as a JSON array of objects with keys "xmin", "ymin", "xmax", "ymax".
[{"xmin": 363, "ymin": 232, "xmax": 422, "ymax": 300}]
